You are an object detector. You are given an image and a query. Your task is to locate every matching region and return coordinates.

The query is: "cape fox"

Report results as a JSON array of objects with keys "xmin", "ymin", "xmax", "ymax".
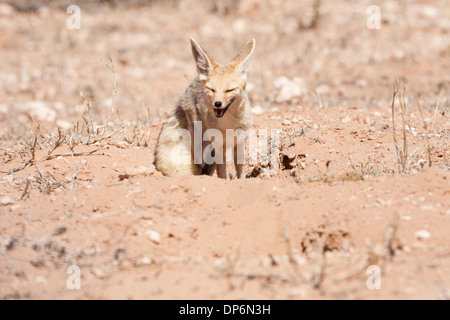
[{"xmin": 155, "ymin": 38, "xmax": 256, "ymax": 179}]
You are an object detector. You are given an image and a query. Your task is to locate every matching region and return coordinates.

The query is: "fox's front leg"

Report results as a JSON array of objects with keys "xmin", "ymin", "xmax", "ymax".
[
  {"xmin": 216, "ymin": 145, "xmax": 227, "ymax": 179},
  {"xmin": 234, "ymin": 158, "xmax": 244, "ymax": 179},
  {"xmin": 216, "ymin": 163, "xmax": 227, "ymax": 179},
  {"xmin": 234, "ymin": 145, "xmax": 245, "ymax": 179},
  {"xmin": 206, "ymin": 163, "xmax": 216, "ymax": 176}
]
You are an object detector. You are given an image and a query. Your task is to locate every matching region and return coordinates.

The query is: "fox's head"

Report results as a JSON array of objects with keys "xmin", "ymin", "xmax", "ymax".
[{"xmin": 190, "ymin": 38, "xmax": 256, "ymax": 118}]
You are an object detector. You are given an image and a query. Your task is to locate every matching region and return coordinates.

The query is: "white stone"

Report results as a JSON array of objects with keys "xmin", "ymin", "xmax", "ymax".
[
  {"xmin": 0, "ymin": 196, "xmax": 14, "ymax": 206},
  {"xmin": 341, "ymin": 116, "xmax": 352, "ymax": 123},
  {"xmin": 316, "ymin": 84, "xmax": 330, "ymax": 95},
  {"xmin": 414, "ymin": 230, "xmax": 430, "ymax": 240},
  {"xmin": 251, "ymin": 105, "xmax": 264, "ymax": 115},
  {"xmin": 20, "ymin": 101, "xmax": 57, "ymax": 122},
  {"xmin": 422, "ymin": 5, "xmax": 440, "ymax": 18},
  {"xmin": 233, "ymin": 19, "xmax": 247, "ymax": 33},
  {"xmin": 0, "ymin": 104, "xmax": 8, "ymax": 114},
  {"xmin": 0, "ymin": 3, "xmax": 14, "ymax": 16},
  {"xmin": 141, "ymin": 257, "xmax": 152, "ymax": 265},
  {"xmin": 146, "ymin": 230, "xmax": 161, "ymax": 244},
  {"xmin": 56, "ymin": 120, "xmax": 73, "ymax": 130},
  {"xmin": 273, "ymin": 77, "xmax": 307, "ymax": 103}
]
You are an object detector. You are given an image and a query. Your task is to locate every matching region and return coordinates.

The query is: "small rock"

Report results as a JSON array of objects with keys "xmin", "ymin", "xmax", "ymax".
[
  {"xmin": 3, "ymin": 175, "xmax": 14, "ymax": 184},
  {"xmin": 114, "ymin": 141, "xmax": 129, "ymax": 149},
  {"xmin": 1, "ymin": 197, "xmax": 14, "ymax": 206},
  {"xmin": 0, "ymin": 104, "xmax": 8, "ymax": 114},
  {"xmin": 251, "ymin": 105, "xmax": 264, "ymax": 115},
  {"xmin": 91, "ymin": 267, "xmax": 106, "ymax": 279},
  {"xmin": 341, "ymin": 116, "xmax": 352, "ymax": 123},
  {"xmin": 393, "ymin": 49, "xmax": 405, "ymax": 61},
  {"xmin": 356, "ymin": 79, "xmax": 368, "ymax": 87},
  {"xmin": 146, "ymin": 230, "xmax": 161, "ymax": 244},
  {"xmin": 273, "ymin": 77, "xmax": 307, "ymax": 103},
  {"xmin": 56, "ymin": 119, "xmax": 73, "ymax": 130},
  {"xmin": 414, "ymin": 230, "xmax": 430, "ymax": 240},
  {"xmin": 20, "ymin": 101, "xmax": 57, "ymax": 122},
  {"xmin": 421, "ymin": 5, "xmax": 439, "ymax": 18},
  {"xmin": 214, "ymin": 258, "xmax": 227, "ymax": 270},
  {"xmin": 363, "ymin": 117, "xmax": 374, "ymax": 125},
  {"xmin": 10, "ymin": 204, "xmax": 21, "ymax": 211},
  {"xmin": 119, "ymin": 165, "xmax": 156, "ymax": 180},
  {"xmin": 417, "ymin": 159, "xmax": 427, "ymax": 168},
  {"xmin": 0, "ymin": 3, "xmax": 14, "ymax": 16},
  {"xmin": 282, "ymin": 119, "xmax": 291, "ymax": 126},
  {"xmin": 316, "ymin": 84, "xmax": 330, "ymax": 95}
]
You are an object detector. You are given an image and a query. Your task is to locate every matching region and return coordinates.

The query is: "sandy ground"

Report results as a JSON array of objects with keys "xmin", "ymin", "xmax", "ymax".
[{"xmin": 0, "ymin": 0, "xmax": 449, "ymax": 300}]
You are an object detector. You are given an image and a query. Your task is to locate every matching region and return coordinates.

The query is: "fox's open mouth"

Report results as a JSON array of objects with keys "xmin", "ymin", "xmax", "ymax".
[
  {"xmin": 213, "ymin": 98, "xmax": 235, "ymax": 118},
  {"xmin": 214, "ymin": 106, "xmax": 229, "ymax": 118}
]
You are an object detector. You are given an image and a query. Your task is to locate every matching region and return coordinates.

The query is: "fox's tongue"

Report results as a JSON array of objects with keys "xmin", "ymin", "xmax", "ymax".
[{"xmin": 214, "ymin": 108, "xmax": 225, "ymax": 118}]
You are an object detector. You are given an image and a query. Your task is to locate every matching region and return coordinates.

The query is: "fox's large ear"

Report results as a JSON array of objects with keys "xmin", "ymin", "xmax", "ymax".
[
  {"xmin": 229, "ymin": 38, "xmax": 256, "ymax": 78},
  {"xmin": 190, "ymin": 38, "xmax": 216, "ymax": 81}
]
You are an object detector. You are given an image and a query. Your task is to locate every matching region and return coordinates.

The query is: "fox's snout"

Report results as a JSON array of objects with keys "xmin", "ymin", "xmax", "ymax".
[{"xmin": 212, "ymin": 97, "xmax": 235, "ymax": 118}]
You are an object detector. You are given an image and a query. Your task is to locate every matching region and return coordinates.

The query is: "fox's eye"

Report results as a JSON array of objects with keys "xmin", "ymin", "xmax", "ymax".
[
  {"xmin": 226, "ymin": 88, "xmax": 237, "ymax": 93},
  {"xmin": 206, "ymin": 87, "xmax": 215, "ymax": 93}
]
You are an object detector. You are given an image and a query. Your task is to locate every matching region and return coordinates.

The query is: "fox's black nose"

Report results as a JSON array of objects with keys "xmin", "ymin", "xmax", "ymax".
[{"xmin": 214, "ymin": 101, "xmax": 222, "ymax": 108}]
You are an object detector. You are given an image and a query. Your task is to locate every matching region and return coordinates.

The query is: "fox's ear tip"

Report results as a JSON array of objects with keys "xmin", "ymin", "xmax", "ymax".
[{"xmin": 247, "ymin": 38, "xmax": 256, "ymax": 50}]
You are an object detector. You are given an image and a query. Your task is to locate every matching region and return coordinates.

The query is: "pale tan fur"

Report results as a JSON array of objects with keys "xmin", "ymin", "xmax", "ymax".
[{"xmin": 155, "ymin": 38, "xmax": 256, "ymax": 179}]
